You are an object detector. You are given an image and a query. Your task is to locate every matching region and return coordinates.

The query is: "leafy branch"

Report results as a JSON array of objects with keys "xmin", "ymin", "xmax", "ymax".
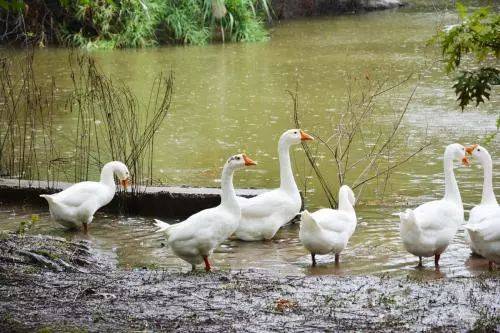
[{"xmin": 434, "ymin": 3, "xmax": 499, "ymax": 110}]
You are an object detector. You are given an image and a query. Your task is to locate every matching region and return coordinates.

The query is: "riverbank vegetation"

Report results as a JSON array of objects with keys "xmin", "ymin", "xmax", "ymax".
[
  {"xmin": 0, "ymin": 0, "xmax": 271, "ymax": 48},
  {"xmin": 0, "ymin": 51, "xmax": 173, "ymax": 192}
]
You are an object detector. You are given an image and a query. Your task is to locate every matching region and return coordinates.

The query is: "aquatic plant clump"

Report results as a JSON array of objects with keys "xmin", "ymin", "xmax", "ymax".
[
  {"xmin": 66, "ymin": 54, "xmax": 174, "ymax": 192},
  {"xmin": 0, "ymin": 51, "xmax": 173, "ymax": 193},
  {"xmin": 0, "ymin": 51, "xmax": 60, "ymax": 186},
  {"xmin": 0, "ymin": 0, "xmax": 272, "ymax": 48}
]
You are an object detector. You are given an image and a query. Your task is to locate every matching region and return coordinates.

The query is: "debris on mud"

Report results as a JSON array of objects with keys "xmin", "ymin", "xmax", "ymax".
[{"xmin": 0, "ymin": 233, "xmax": 499, "ymax": 332}]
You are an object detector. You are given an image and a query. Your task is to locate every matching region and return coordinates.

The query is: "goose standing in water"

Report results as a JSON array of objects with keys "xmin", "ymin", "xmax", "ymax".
[
  {"xmin": 300, "ymin": 185, "xmax": 357, "ymax": 266},
  {"xmin": 40, "ymin": 161, "xmax": 130, "ymax": 233},
  {"xmin": 155, "ymin": 154, "xmax": 256, "ymax": 271},
  {"xmin": 397, "ymin": 143, "xmax": 469, "ymax": 267},
  {"xmin": 234, "ymin": 129, "xmax": 313, "ymax": 241},
  {"xmin": 464, "ymin": 144, "xmax": 500, "ymax": 270}
]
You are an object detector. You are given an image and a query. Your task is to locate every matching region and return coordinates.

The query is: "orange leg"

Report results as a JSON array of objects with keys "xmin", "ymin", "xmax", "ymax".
[
  {"xmin": 335, "ymin": 254, "xmax": 340, "ymax": 265},
  {"xmin": 203, "ymin": 256, "xmax": 211, "ymax": 272},
  {"xmin": 418, "ymin": 256, "xmax": 423, "ymax": 267},
  {"xmin": 83, "ymin": 222, "xmax": 88, "ymax": 234},
  {"xmin": 311, "ymin": 253, "xmax": 316, "ymax": 267}
]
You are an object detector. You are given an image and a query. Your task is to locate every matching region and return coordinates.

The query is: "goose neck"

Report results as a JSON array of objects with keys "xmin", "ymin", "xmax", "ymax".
[
  {"xmin": 480, "ymin": 155, "xmax": 497, "ymax": 205},
  {"xmin": 100, "ymin": 162, "xmax": 117, "ymax": 190},
  {"xmin": 338, "ymin": 191, "xmax": 355, "ymax": 214},
  {"xmin": 220, "ymin": 164, "xmax": 239, "ymax": 210},
  {"xmin": 443, "ymin": 155, "xmax": 462, "ymax": 206},
  {"xmin": 278, "ymin": 140, "xmax": 298, "ymax": 193}
]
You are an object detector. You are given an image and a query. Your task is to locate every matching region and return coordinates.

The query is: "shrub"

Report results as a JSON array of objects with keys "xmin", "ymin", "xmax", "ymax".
[{"xmin": 0, "ymin": 0, "xmax": 272, "ymax": 48}]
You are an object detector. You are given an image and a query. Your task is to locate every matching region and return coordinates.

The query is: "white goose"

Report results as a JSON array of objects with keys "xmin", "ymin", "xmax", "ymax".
[
  {"xmin": 40, "ymin": 161, "xmax": 130, "ymax": 232},
  {"xmin": 397, "ymin": 143, "xmax": 469, "ymax": 267},
  {"xmin": 464, "ymin": 144, "xmax": 500, "ymax": 269},
  {"xmin": 234, "ymin": 129, "xmax": 313, "ymax": 241},
  {"xmin": 299, "ymin": 185, "xmax": 357, "ymax": 266},
  {"xmin": 154, "ymin": 154, "xmax": 256, "ymax": 271}
]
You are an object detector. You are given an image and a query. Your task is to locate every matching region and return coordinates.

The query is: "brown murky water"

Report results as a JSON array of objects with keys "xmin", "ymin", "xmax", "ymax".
[{"xmin": 0, "ymin": 9, "xmax": 498, "ymax": 276}]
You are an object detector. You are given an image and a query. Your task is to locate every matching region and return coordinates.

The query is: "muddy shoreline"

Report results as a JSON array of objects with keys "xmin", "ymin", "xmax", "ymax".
[{"xmin": 0, "ymin": 234, "xmax": 499, "ymax": 332}]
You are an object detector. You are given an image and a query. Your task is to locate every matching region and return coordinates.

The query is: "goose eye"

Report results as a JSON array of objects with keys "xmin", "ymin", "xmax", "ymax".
[
  {"xmin": 478, "ymin": 148, "xmax": 481, "ymax": 152},
  {"xmin": 236, "ymin": 156, "xmax": 241, "ymax": 160}
]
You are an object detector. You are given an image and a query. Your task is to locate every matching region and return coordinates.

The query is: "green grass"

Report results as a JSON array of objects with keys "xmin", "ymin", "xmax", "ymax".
[{"xmin": 2, "ymin": 0, "xmax": 272, "ymax": 48}]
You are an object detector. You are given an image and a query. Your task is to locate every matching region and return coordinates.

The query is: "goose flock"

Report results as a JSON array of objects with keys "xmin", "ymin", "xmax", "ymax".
[{"xmin": 39, "ymin": 130, "xmax": 499, "ymax": 272}]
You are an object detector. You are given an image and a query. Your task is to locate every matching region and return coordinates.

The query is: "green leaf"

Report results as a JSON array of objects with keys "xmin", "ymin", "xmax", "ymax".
[
  {"xmin": 456, "ymin": 2, "xmax": 467, "ymax": 20},
  {"xmin": 0, "ymin": 0, "xmax": 9, "ymax": 10}
]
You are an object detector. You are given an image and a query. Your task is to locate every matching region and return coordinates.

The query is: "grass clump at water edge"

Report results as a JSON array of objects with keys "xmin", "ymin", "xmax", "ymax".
[{"xmin": 0, "ymin": 0, "xmax": 272, "ymax": 48}]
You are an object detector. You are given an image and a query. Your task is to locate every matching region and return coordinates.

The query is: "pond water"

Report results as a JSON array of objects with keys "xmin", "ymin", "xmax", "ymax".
[
  {"xmin": 0, "ymin": 9, "xmax": 499, "ymax": 277},
  {"xmin": 0, "ymin": 203, "xmax": 494, "ymax": 278}
]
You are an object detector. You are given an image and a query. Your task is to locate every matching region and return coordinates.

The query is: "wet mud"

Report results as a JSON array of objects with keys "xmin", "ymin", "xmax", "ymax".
[{"xmin": 0, "ymin": 234, "xmax": 499, "ymax": 332}]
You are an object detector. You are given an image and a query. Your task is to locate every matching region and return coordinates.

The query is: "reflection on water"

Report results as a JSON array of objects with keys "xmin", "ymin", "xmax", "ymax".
[
  {"xmin": 0, "ymin": 203, "xmax": 495, "ymax": 278},
  {"xmin": 1, "ymin": 10, "xmax": 499, "ymax": 277}
]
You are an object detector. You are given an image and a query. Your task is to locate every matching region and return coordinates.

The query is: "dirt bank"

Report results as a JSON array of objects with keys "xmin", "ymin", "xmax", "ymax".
[{"xmin": 0, "ymin": 234, "xmax": 499, "ymax": 332}]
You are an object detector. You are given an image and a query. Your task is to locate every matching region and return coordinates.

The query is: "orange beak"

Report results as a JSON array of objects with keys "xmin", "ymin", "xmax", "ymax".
[
  {"xmin": 120, "ymin": 178, "xmax": 130, "ymax": 190},
  {"xmin": 461, "ymin": 156, "xmax": 470, "ymax": 167},
  {"xmin": 300, "ymin": 130, "xmax": 314, "ymax": 141},
  {"xmin": 465, "ymin": 144, "xmax": 478, "ymax": 155},
  {"xmin": 243, "ymin": 154, "xmax": 257, "ymax": 166}
]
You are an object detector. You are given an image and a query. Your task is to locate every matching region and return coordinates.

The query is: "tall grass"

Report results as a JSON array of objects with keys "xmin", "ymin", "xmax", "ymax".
[
  {"xmin": 0, "ymin": 51, "xmax": 173, "ymax": 194},
  {"xmin": 0, "ymin": 0, "xmax": 272, "ymax": 48},
  {"xmin": 0, "ymin": 51, "xmax": 59, "ymax": 186},
  {"xmin": 67, "ymin": 54, "xmax": 173, "ymax": 193},
  {"xmin": 64, "ymin": 0, "xmax": 166, "ymax": 49}
]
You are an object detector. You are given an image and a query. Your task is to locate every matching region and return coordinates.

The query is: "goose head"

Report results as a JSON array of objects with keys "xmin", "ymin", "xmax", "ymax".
[
  {"xmin": 339, "ymin": 185, "xmax": 356, "ymax": 206},
  {"xmin": 114, "ymin": 162, "xmax": 131, "ymax": 189},
  {"xmin": 280, "ymin": 129, "xmax": 314, "ymax": 146},
  {"xmin": 445, "ymin": 143, "xmax": 470, "ymax": 166},
  {"xmin": 465, "ymin": 144, "xmax": 491, "ymax": 166},
  {"xmin": 226, "ymin": 153, "xmax": 257, "ymax": 170}
]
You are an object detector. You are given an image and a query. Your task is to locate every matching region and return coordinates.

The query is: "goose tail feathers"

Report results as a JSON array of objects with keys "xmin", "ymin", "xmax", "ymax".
[{"xmin": 154, "ymin": 219, "xmax": 171, "ymax": 232}]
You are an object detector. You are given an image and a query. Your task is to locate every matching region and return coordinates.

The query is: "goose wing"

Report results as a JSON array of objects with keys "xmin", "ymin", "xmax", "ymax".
[
  {"xmin": 51, "ymin": 181, "xmax": 107, "ymax": 207},
  {"xmin": 466, "ymin": 208, "xmax": 500, "ymax": 242},
  {"xmin": 312, "ymin": 208, "xmax": 353, "ymax": 233},
  {"xmin": 237, "ymin": 189, "xmax": 292, "ymax": 218},
  {"xmin": 413, "ymin": 200, "xmax": 462, "ymax": 231}
]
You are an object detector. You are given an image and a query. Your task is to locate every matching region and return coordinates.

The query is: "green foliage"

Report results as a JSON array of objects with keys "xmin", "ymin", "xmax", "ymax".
[
  {"xmin": 16, "ymin": 214, "xmax": 39, "ymax": 236},
  {"xmin": 162, "ymin": 0, "xmax": 210, "ymax": 45},
  {"xmin": 1, "ymin": 0, "xmax": 272, "ymax": 48},
  {"xmin": 438, "ymin": 5, "xmax": 499, "ymax": 73},
  {"xmin": 0, "ymin": 0, "xmax": 23, "ymax": 10},
  {"xmin": 62, "ymin": 0, "xmax": 165, "ymax": 49},
  {"xmin": 454, "ymin": 67, "xmax": 500, "ymax": 109},
  {"xmin": 435, "ymin": 4, "xmax": 499, "ymax": 110},
  {"xmin": 160, "ymin": 0, "xmax": 269, "ymax": 45},
  {"xmin": 223, "ymin": 0, "xmax": 269, "ymax": 42}
]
